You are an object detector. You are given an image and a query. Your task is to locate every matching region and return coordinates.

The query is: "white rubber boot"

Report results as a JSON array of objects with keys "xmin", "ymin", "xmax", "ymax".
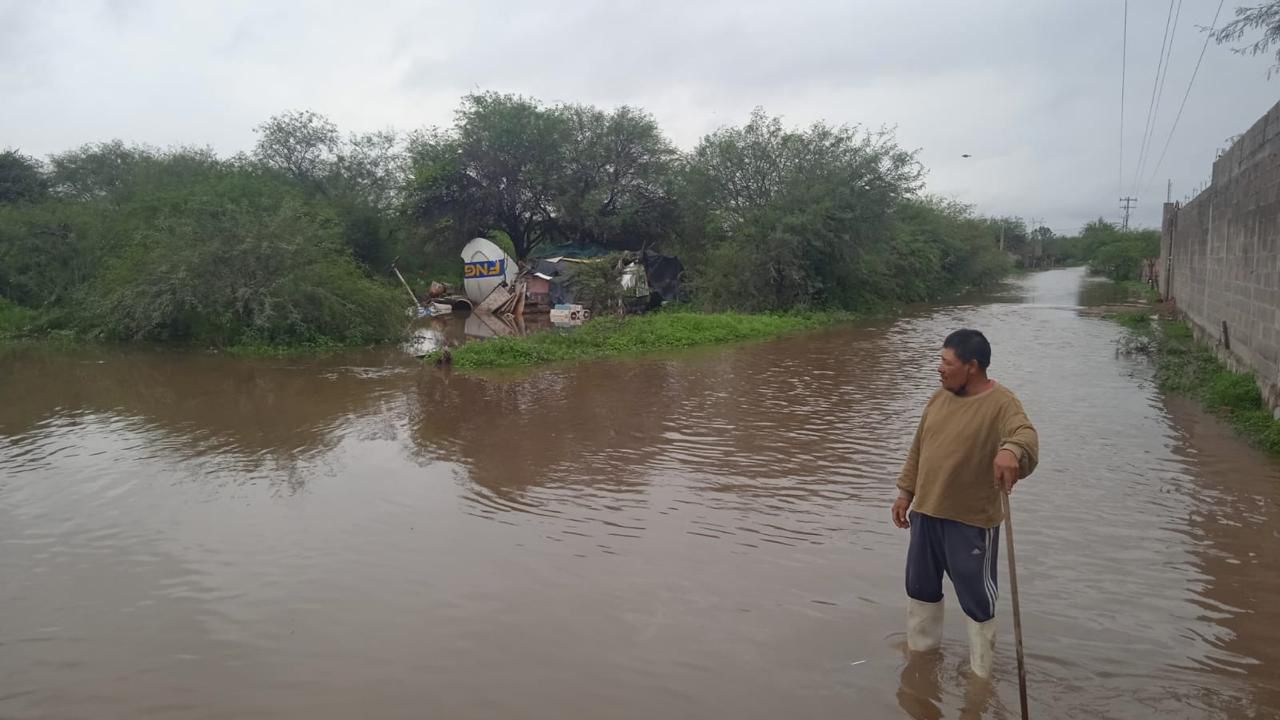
[
  {"xmin": 906, "ymin": 599, "xmax": 944, "ymax": 651},
  {"xmin": 967, "ymin": 617, "xmax": 997, "ymax": 678}
]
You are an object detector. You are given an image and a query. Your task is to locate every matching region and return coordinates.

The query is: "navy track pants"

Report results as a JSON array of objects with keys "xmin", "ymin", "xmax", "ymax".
[{"xmin": 905, "ymin": 511, "xmax": 1000, "ymax": 622}]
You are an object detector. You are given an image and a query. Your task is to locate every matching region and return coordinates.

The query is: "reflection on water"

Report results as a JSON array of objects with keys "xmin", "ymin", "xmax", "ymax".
[{"xmin": 0, "ymin": 268, "xmax": 1278, "ymax": 719}]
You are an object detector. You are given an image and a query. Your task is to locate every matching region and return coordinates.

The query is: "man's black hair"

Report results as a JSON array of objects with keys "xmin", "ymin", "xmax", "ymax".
[{"xmin": 944, "ymin": 329, "xmax": 991, "ymax": 371}]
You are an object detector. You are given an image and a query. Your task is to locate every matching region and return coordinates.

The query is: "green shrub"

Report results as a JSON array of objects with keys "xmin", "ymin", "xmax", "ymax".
[
  {"xmin": 1111, "ymin": 310, "xmax": 1153, "ymax": 329},
  {"xmin": 78, "ymin": 199, "xmax": 402, "ymax": 346},
  {"xmin": 0, "ymin": 147, "xmax": 406, "ymax": 348},
  {"xmin": 0, "ymin": 297, "xmax": 38, "ymax": 338},
  {"xmin": 1049, "ymin": 219, "xmax": 1160, "ymax": 282}
]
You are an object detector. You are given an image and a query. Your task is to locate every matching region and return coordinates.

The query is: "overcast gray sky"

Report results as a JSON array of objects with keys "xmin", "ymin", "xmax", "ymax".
[{"xmin": 2, "ymin": 0, "xmax": 1276, "ymax": 233}]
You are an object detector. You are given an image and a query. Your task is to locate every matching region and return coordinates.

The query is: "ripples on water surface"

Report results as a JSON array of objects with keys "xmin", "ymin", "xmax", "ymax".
[{"xmin": 1, "ymin": 268, "xmax": 1278, "ymax": 719}]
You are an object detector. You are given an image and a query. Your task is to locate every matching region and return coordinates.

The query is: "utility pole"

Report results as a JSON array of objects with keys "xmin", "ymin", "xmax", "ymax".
[
  {"xmin": 1119, "ymin": 196, "xmax": 1137, "ymax": 230},
  {"xmin": 1027, "ymin": 217, "xmax": 1044, "ymax": 268},
  {"xmin": 1166, "ymin": 179, "xmax": 1172, "ymax": 203}
]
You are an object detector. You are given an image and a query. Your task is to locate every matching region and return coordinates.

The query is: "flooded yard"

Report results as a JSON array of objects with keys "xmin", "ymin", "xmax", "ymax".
[{"xmin": 1, "ymin": 268, "xmax": 1278, "ymax": 719}]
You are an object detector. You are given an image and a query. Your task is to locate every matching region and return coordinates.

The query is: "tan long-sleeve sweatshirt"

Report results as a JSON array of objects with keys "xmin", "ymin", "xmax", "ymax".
[{"xmin": 896, "ymin": 383, "xmax": 1039, "ymax": 528}]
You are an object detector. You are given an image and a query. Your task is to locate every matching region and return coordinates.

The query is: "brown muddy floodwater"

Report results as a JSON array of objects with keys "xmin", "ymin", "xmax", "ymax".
[{"xmin": 2, "ymin": 268, "xmax": 1279, "ymax": 719}]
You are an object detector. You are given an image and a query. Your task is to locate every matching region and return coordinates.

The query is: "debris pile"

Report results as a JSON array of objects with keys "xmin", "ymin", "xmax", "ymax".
[{"xmin": 406, "ymin": 238, "xmax": 687, "ymax": 355}]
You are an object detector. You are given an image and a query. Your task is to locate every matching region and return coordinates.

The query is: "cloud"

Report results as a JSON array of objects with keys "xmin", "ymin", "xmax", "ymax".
[{"xmin": 1, "ymin": 0, "xmax": 1274, "ymax": 233}]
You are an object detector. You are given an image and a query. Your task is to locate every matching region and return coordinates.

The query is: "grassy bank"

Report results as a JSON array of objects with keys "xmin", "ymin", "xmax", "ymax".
[
  {"xmin": 1126, "ymin": 318, "xmax": 1280, "ymax": 455},
  {"xmin": 1110, "ymin": 309, "xmax": 1156, "ymax": 330},
  {"xmin": 432, "ymin": 311, "xmax": 848, "ymax": 370},
  {"xmin": 0, "ymin": 298, "xmax": 37, "ymax": 339}
]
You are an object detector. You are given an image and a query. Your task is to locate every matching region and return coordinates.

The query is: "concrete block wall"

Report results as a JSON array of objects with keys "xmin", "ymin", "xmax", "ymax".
[
  {"xmin": 1160, "ymin": 99, "xmax": 1280, "ymax": 415},
  {"xmin": 1212, "ymin": 102, "xmax": 1280, "ymax": 186}
]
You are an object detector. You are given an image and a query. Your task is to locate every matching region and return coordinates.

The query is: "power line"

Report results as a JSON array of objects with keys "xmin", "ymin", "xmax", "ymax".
[
  {"xmin": 1135, "ymin": 0, "xmax": 1184, "ymax": 194},
  {"xmin": 1143, "ymin": 0, "xmax": 1226, "ymax": 196},
  {"xmin": 1137, "ymin": 0, "xmax": 1184, "ymax": 189},
  {"xmin": 1119, "ymin": 5, "xmax": 1129, "ymax": 194},
  {"xmin": 1132, "ymin": 0, "xmax": 1178, "ymax": 194},
  {"xmin": 1119, "ymin": 0, "xmax": 1129, "ymax": 200},
  {"xmin": 1134, "ymin": 0, "xmax": 1180, "ymax": 190}
]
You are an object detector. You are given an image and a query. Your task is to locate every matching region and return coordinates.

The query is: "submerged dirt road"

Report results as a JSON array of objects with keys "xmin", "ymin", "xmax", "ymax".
[{"xmin": 2, "ymin": 268, "xmax": 1278, "ymax": 718}]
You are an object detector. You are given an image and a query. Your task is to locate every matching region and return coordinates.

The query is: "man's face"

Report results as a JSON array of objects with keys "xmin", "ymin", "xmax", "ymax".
[{"xmin": 938, "ymin": 347, "xmax": 975, "ymax": 393}]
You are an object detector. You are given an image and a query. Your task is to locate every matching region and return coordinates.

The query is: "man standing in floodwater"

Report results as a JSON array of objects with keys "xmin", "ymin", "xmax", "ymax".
[{"xmin": 891, "ymin": 329, "xmax": 1039, "ymax": 678}]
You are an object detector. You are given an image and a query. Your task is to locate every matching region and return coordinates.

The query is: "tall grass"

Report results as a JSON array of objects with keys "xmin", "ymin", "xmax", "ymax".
[
  {"xmin": 1110, "ymin": 309, "xmax": 1154, "ymax": 330},
  {"xmin": 1152, "ymin": 320, "xmax": 1280, "ymax": 455},
  {"xmin": 433, "ymin": 311, "xmax": 847, "ymax": 369},
  {"xmin": 1118, "ymin": 280, "xmax": 1160, "ymax": 303},
  {"xmin": 0, "ymin": 297, "xmax": 37, "ymax": 339}
]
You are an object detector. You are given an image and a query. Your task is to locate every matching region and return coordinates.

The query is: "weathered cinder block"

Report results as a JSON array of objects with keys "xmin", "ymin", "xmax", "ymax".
[
  {"xmin": 1246, "ymin": 123, "xmax": 1267, "ymax": 163},
  {"xmin": 1266, "ymin": 105, "xmax": 1280, "ymax": 143},
  {"xmin": 1170, "ymin": 100, "xmax": 1280, "ymax": 413}
]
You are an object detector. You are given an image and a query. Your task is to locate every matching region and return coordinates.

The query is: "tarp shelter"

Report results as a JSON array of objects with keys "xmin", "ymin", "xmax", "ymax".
[
  {"xmin": 528, "ymin": 251, "xmax": 685, "ymax": 310},
  {"xmin": 639, "ymin": 251, "xmax": 685, "ymax": 304},
  {"xmin": 529, "ymin": 258, "xmax": 592, "ymax": 307},
  {"xmin": 460, "ymin": 237, "xmax": 518, "ymax": 304}
]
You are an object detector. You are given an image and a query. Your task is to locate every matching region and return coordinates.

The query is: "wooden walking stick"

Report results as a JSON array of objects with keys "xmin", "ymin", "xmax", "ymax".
[{"xmin": 1002, "ymin": 491, "xmax": 1030, "ymax": 719}]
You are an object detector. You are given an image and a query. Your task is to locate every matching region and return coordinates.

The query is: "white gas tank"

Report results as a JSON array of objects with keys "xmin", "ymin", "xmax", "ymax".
[{"xmin": 460, "ymin": 237, "xmax": 518, "ymax": 304}]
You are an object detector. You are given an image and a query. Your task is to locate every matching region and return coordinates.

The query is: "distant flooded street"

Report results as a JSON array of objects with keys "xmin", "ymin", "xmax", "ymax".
[{"xmin": 2, "ymin": 267, "xmax": 1278, "ymax": 719}]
